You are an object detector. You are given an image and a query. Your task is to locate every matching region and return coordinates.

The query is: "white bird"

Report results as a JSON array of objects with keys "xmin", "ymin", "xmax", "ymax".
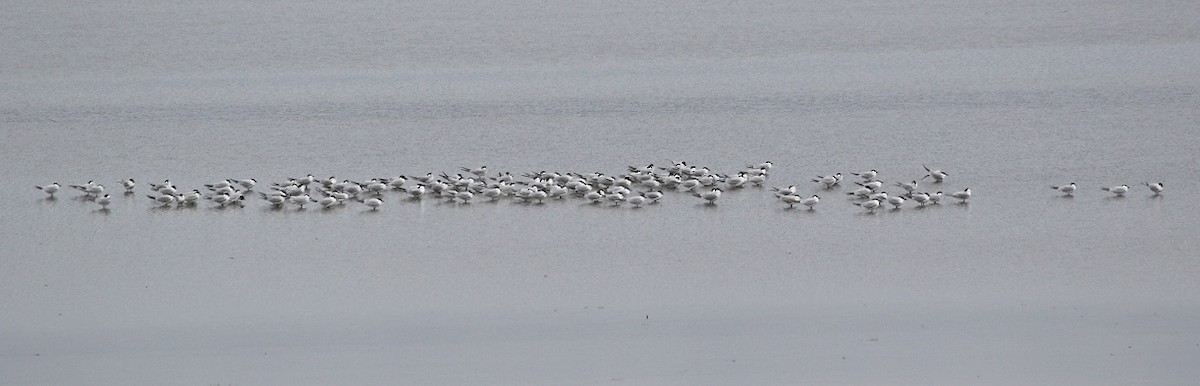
[
  {"xmin": 747, "ymin": 161, "xmax": 773, "ymax": 171},
  {"xmin": 799, "ymin": 195, "xmax": 820, "ymax": 210},
  {"xmin": 482, "ymin": 186, "xmax": 503, "ymax": 200},
  {"xmin": 147, "ymin": 193, "xmax": 177, "ymax": 207},
  {"xmin": 180, "ymin": 190, "xmax": 201, "ymax": 205},
  {"xmin": 724, "ymin": 172, "xmax": 748, "ymax": 188},
  {"xmin": 778, "ymin": 194, "xmax": 803, "ymax": 208},
  {"xmin": 149, "ymin": 180, "xmax": 173, "ymax": 192},
  {"xmin": 855, "ymin": 199, "xmax": 881, "ymax": 212},
  {"xmin": 911, "ymin": 192, "xmax": 931, "ymax": 206},
  {"xmin": 232, "ymin": 178, "xmax": 257, "ymax": 190},
  {"xmin": 530, "ymin": 189, "xmax": 548, "ymax": 203},
  {"xmin": 895, "ymin": 180, "xmax": 918, "ymax": 193},
  {"xmin": 260, "ymin": 192, "xmax": 286, "ymax": 206},
  {"xmin": 812, "ymin": 173, "xmax": 841, "ymax": 188},
  {"xmin": 1051, "ymin": 183, "xmax": 1077, "ymax": 196},
  {"xmin": 923, "ymin": 165, "xmax": 948, "ymax": 182},
  {"xmin": 316, "ymin": 196, "xmax": 339, "ymax": 208},
  {"xmin": 747, "ymin": 173, "xmax": 768, "ymax": 186},
  {"xmin": 461, "ymin": 165, "xmax": 487, "ymax": 177},
  {"xmin": 846, "ymin": 186, "xmax": 873, "ymax": 198},
  {"xmin": 886, "ymin": 195, "xmax": 906, "ymax": 209},
  {"xmin": 207, "ymin": 193, "xmax": 242, "ymax": 207},
  {"xmin": 35, "ymin": 183, "xmax": 60, "ymax": 197},
  {"xmin": 627, "ymin": 193, "xmax": 647, "ymax": 208},
  {"xmin": 851, "ymin": 169, "xmax": 878, "ymax": 180},
  {"xmin": 205, "ymin": 180, "xmax": 232, "ymax": 190},
  {"xmin": 290, "ymin": 194, "xmax": 313, "ymax": 208},
  {"xmin": 71, "ymin": 181, "xmax": 104, "ymax": 197},
  {"xmin": 692, "ymin": 188, "xmax": 722, "ymax": 204},
  {"xmin": 951, "ymin": 188, "xmax": 971, "ymax": 203},
  {"xmin": 868, "ymin": 191, "xmax": 889, "ymax": 202},
  {"xmin": 855, "ymin": 180, "xmax": 883, "ymax": 191},
  {"xmin": 364, "ymin": 197, "xmax": 383, "ymax": 210},
  {"xmin": 644, "ymin": 190, "xmax": 664, "ymax": 203},
  {"xmin": 95, "ymin": 194, "xmax": 111, "ymax": 209},
  {"xmin": 455, "ymin": 190, "xmax": 474, "ymax": 203},
  {"xmin": 119, "ymin": 179, "xmax": 136, "ymax": 192},
  {"xmin": 1101, "ymin": 184, "xmax": 1129, "ymax": 196},
  {"xmin": 771, "ymin": 185, "xmax": 797, "ymax": 196},
  {"xmin": 1144, "ymin": 182, "xmax": 1164, "ymax": 195},
  {"xmin": 606, "ymin": 192, "xmax": 626, "ymax": 206},
  {"xmin": 405, "ymin": 184, "xmax": 426, "ymax": 198},
  {"xmin": 929, "ymin": 191, "xmax": 944, "ymax": 205}
]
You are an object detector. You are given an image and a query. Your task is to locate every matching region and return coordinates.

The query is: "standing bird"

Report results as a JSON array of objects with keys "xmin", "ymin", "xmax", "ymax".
[
  {"xmin": 951, "ymin": 188, "xmax": 971, "ymax": 204},
  {"xmin": 627, "ymin": 193, "xmax": 648, "ymax": 208},
  {"xmin": 1101, "ymin": 185, "xmax": 1129, "ymax": 196},
  {"xmin": 364, "ymin": 197, "xmax": 383, "ymax": 210},
  {"xmin": 119, "ymin": 179, "xmax": 136, "ymax": 193},
  {"xmin": 36, "ymin": 183, "xmax": 61, "ymax": 197},
  {"xmin": 812, "ymin": 173, "xmax": 841, "ymax": 189},
  {"xmin": 692, "ymin": 188, "xmax": 722, "ymax": 205},
  {"xmin": 923, "ymin": 165, "xmax": 948, "ymax": 183},
  {"xmin": 1051, "ymin": 183, "xmax": 1077, "ymax": 196},
  {"xmin": 95, "ymin": 194, "xmax": 111, "ymax": 209},
  {"xmin": 800, "ymin": 195, "xmax": 820, "ymax": 210},
  {"xmin": 855, "ymin": 199, "xmax": 881, "ymax": 212},
  {"xmin": 778, "ymin": 194, "xmax": 803, "ymax": 208},
  {"xmin": 851, "ymin": 169, "xmax": 878, "ymax": 180},
  {"xmin": 1143, "ymin": 182, "xmax": 1164, "ymax": 195}
]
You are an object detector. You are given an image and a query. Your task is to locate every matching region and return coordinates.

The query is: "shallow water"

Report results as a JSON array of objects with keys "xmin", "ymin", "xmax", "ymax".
[{"xmin": 4, "ymin": 1, "xmax": 1200, "ymax": 384}]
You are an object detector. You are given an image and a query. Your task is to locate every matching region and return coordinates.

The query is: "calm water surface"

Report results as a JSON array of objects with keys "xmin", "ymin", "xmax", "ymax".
[{"xmin": 3, "ymin": 1, "xmax": 1200, "ymax": 384}]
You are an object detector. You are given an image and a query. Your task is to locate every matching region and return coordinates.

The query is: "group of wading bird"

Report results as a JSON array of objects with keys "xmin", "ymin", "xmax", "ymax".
[{"xmin": 34, "ymin": 162, "xmax": 1164, "ymax": 213}]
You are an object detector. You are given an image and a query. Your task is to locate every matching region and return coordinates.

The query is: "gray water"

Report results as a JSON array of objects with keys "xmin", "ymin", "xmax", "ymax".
[{"xmin": 4, "ymin": 1, "xmax": 1200, "ymax": 384}]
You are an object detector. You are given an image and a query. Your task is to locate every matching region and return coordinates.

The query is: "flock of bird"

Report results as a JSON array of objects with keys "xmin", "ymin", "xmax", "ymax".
[{"xmin": 34, "ymin": 161, "xmax": 1164, "ymax": 213}]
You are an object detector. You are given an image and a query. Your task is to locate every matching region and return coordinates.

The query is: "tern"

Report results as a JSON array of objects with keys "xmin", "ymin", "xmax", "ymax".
[
  {"xmin": 846, "ymin": 187, "xmax": 873, "ymax": 198},
  {"xmin": 1051, "ymin": 183, "xmax": 1076, "ymax": 196},
  {"xmin": 692, "ymin": 188, "xmax": 722, "ymax": 205},
  {"xmin": 886, "ymin": 195, "xmax": 906, "ymax": 209},
  {"xmin": 461, "ymin": 166, "xmax": 487, "ymax": 177},
  {"xmin": 232, "ymin": 178, "xmax": 257, "ymax": 190},
  {"xmin": 855, "ymin": 180, "xmax": 883, "ymax": 191},
  {"xmin": 119, "ymin": 179, "xmax": 136, "ymax": 192},
  {"xmin": 35, "ymin": 183, "xmax": 60, "ymax": 197},
  {"xmin": 851, "ymin": 169, "xmax": 878, "ymax": 180},
  {"xmin": 778, "ymin": 194, "xmax": 803, "ymax": 208},
  {"xmin": 951, "ymin": 188, "xmax": 971, "ymax": 203},
  {"xmin": 316, "ymin": 196, "xmax": 339, "ymax": 208},
  {"xmin": 95, "ymin": 194, "xmax": 111, "ymax": 209},
  {"xmin": 929, "ymin": 191, "xmax": 944, "ymax": 205},
  {"xmin": 179, "ymin": 190, "xmax": 201, "ymax": 205},
  {"xmin": 771, "ymin": 185, "xmax": 797, "ymax": 196},
  {"xmin": 260, "ymin": 192, "xmax": 286, "ymax": 206},
  {"xmin": 1143, "ymin": 182, "xmax": 1164, "ymax": 195},
  {"xmin": 800, "ymin": 195, "xmax": 820, "ymax": 210},
  {"xmin": 1101, "ymin": 185, "xmax": 1129, "ymax": 196},
  {"xmin": 812, "ymin": 173, "xmax": 841, "ymax": 188},
  {"xmin": 644, "ymin": 190, "xmax": 664, "ymax": 203},
  {"xmin": 923, "ymin": 165, "xmax": 948, "ymax": 182},
  {"xmin": 363, "ymin": 197, "xmax": 383, "ymax": 210},
  {"xmin": 747, "ymin": 173, "xmax": 768, "ymax": 186},
  {"xmin": 910, "ymin": 192, "xmax": 931, "ymax": 206},
  {"xmin": 747, "ymin": 161, "xmax": 773, "ymax": 171},
  {"xmin": 855, "ymin": 199, "xmax": 881, "ymax": 212},
  {"xmin": 895, "ymin": 180, "xmax": 918, "ymax": 193},
  {"xmin": 290, "ymin": 194, "xmax": 313, "ymax": 208},
  {"xmin": 627, "ymin": 193, "xmax": 647, "ymax": 207},
  {"xmin": 147, "ymin": 193, "xmax": 177, "ymax": 207}
]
